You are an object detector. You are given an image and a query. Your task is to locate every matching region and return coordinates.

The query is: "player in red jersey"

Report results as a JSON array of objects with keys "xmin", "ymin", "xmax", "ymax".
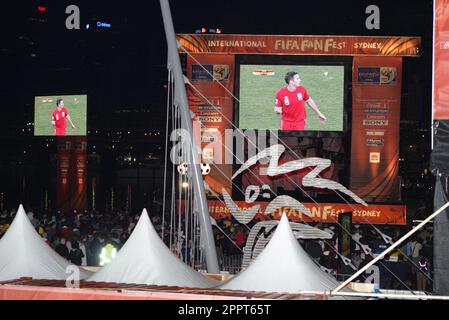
[
  {"xmin": 274, "ymin": 71, "xmax": 326, "ymax": 130},
  {"xmin": 52, "ymin": 99, "xmax": 76, "ymax": 136}
]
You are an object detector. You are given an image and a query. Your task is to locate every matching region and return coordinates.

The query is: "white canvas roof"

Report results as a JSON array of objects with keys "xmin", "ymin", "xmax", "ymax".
[
  {"xmin": 219, "ymin": 213, "xmax": 349, "ymax": 294},
  {"xmin": 89, "ymin": 209, "xmax": 218, "ymax": 288},
  {"xmin": 0, "ymin": 205, "xmax": 91, "ymax": 281}
]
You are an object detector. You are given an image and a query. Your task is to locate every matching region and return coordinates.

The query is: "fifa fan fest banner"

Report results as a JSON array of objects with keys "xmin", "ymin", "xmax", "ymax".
[
  {"xmin": 186, "ymin": 54, "xmax": 234, "ymax": 196},
  {"xmin": 433, "ymin": 0, "xmax": 449, "ymax": 120},
  {"xmin": 179, "ymin": 34, "xmax": 419, "ymax": 206},
  {"xmin": 56, "ymin": 137, "xmax": 87, "ymax": 212},
  {"xmin": 206, "ymin": 200, "xmax": 407, "ymax": 225},
  {"xmin": 350, "ymin": 57, "xmax": 402, "ymax": 202},
  {"xmin": 178, "ymin": 34, "xmax": 420, "ymax": 57}
]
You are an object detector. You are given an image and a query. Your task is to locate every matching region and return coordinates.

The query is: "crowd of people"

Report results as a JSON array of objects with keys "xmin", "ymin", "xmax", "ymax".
[
  {"xmin": 213, "ymin": 216, "xmax": 434, "ymax": 291},
  {"xmin": 301, "ymin": 224, "xmax": 434, "ymax": 292},
  {"xmin": 0, "ymin": 208, "xmax": 148, "ymax": 267},
  {"xmin": 0, "ymin": 207, "xmax": 434, "ymax": 291}
]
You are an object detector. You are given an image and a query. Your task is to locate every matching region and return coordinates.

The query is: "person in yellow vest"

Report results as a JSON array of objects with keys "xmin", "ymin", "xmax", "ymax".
[
  {"xmin": 37, "ymin": 225, "xmax": 45, "ymax": 236},
  {"xmin": 0, "ymin": 223, "xmax": 9, "ymax": 236},
  {"xmin": 99, "ymin": 242, "xmax": 117, "ymax": 266}
]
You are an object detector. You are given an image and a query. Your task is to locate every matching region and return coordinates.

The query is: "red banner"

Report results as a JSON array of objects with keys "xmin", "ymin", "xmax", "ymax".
[
  {"xmin": 186, "ymin": 54, "xmax": 234, "ymax": 196},
  {"xmin": 56, "ymin": 139, "xmax": 71, "ymax": 211},
  {"xmin": 178, "ymin": 34, "xmax": 420, "ymax": 57},
  {"xmin": 0, "ymin": 285, "xmax": 232, "ymax": 300},
  {"xmin": 56, "ymin": 137, "xmax": 87, "ymax": 212},
  {"xmin": 207, "ymin": 200, "xmax": 406, "ymax": 225},
  {"xmin": 433, "ymin": 0, "xmax": 449, "ymax": 119},
  {"xmin": 350, "ymin": 57, "xmax": 402, "ymax": 203},
  {"xmin": 71, "ymin": 138, "xmax": 87, "ymax": 210}
]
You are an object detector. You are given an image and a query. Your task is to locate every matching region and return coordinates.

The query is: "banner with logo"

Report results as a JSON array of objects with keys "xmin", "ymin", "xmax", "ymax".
[
  {"xmin": 206, "ymin": 200, "xmax": 406, "ymax": 225},
  {"xmin": 350, "ymin": 57, "xmax": 402, "ymax": 203},
  {"xmin": 433, "ymin": 0, "xmax": 449, "ymax": 120},
  {"xmin": 178, "ymin": 34, "xmax": 420, "ymax": 57},
  {"xmin": 186, "ymin": 54, "xmax": 234, "ymax": 196},
  {"xmin": 56, "ymin": 137, "xmax": 87, "ymax": 212}
]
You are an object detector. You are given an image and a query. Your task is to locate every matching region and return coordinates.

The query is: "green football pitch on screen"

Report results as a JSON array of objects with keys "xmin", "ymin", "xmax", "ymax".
[
  {"xmin": 34, "ymin": 95, "xmax": 87, "ymax": 136},
  {"xmin": 239, "ymin": 65, "xmax": 345, "ymax": 131}
]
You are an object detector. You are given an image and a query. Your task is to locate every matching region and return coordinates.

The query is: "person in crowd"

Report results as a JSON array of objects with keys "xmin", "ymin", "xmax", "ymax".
[
  {"xmin": 171, "ymin": 243, "xmax": 181, "ymax": 259},
  {"xmin": 111, "ymin": 232, "xmax": 122, "ymax": 249},
  {"xmin": 411, "ymin": 237, "xmax": 424, "ymax": 265},
  {"xmin": 319, "ymin": 249, "xmax": 334, "ymax": 270},
  {"xmin": 99, "ymin": 240, "xmax": 118, "ymax": 267},
  {"xmin": 352, "ymin": 225, "xmax": 363, "ymax": 252},
  {"xmin": 78, "ymin": 235, "xmax": 88, "ymax": 266},
  {"xmin": 420, "ymin": 236, "xmax": 433, "ymax": 263},
  {"xmin": 88, "ymin": 234, "xmax": 104, "ymax": 266},
  {"xmin": 305, "ymin": 240, "xmax": 323, "ymax": 263},
  {"xmin": 55, "ymin": 237, "xmax": 69, "ymax": 259},
  {"xmin": 69, "ymin": 241, "xmax": 84, "ymax": 266},
  {"xmin": 351, "ymin": 251, "xmax": 364, "ymax": 269},
  {"xmin": 417, "ymin": 254, "xmax": 430, "ymax": 292},
  {"xmin": 120, "ymin": 231, "xmax": 130, "ymax": 246},
  {"xmin": 234, "ymin": 226, "xmax": 247, "ymax": 249}
]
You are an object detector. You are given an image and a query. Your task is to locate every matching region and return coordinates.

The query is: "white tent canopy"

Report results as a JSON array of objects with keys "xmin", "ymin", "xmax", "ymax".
[
  {"xmin": 89, "ymin": 209, "xmax": 218, "ymax": 288},
  {"xmin": 219, "ymin": 213, "xmax": 349, "ymax": 294},
  {"xmin": 0, "ymin": 205, "xmax": 91, "ymax": 281}
]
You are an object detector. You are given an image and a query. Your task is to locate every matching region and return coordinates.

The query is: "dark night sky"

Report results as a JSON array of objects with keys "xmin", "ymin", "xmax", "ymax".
[
  {"xmin": 0, "ymin": 0, "xmax": 433, "ymax": 105},
  {"xmin": 0, "ymin": 0, "xmax": 435, "ymax": 156},
  {"xmin": 1, "ymin": 1, "xmax": 434, "ymax": 68}
]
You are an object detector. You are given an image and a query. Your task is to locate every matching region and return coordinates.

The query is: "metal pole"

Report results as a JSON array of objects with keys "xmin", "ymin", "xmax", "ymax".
[
  {"xmin": 332, "ymin": 201, "xmax": 449, "ymax": 294},
  {"xmin": 159, "ymin": 0, "xmax": 219, "ymax": 273},
  {"xmin": 431, "ymin": 0, "xmax": 436, "ymax": 150},
  {"xmin": 331, "ymin": 291, "xmax": 449, "ymax": 301}
]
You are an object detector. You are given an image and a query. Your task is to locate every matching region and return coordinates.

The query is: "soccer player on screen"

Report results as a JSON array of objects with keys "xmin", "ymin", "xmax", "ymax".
[
  {"xmin": 274, "ymin": 72, "xmax": 326, "ymax": 130},
  {"xmin": 52, "ymin": 99, "xmax": 76, "ymax": 136}
]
